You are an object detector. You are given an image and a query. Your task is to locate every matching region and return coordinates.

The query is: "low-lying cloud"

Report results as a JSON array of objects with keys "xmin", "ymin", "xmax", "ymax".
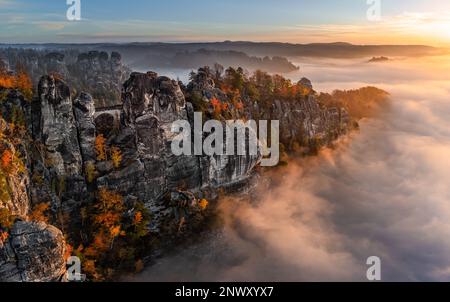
[{"xmin": 132, "ymin": 55, "xmax": 450, "ymax": 282}]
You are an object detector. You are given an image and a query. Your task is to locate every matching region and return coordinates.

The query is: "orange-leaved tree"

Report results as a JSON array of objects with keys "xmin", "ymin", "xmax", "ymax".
[
  {"xmin": 0, "ymin": 149, "xmax": 13, "ymax": 172},
  {"xmin": 95, "ymin": 134, "xmax": 107, "ymax": 161},
  {"xmin": 210, "ymin": 97, "xmax": 222, "ymax": 115},
  {"xmin": 199, "ymin": 199, "xmax": 209, "ymax": 210},
  {"xmin": 0, "ymin": 68, "xmax": 33, "ymax": 100},
  {"xmin": 29, "ymin": 203, "xmax": 51, "ymax": 224},
  {"xmin": 14, "ymin": 70, "xmax": 33, "ymax": 100},
  {"xmin": 71, "ymin": 188, "xmax": 151, "ymax": 281}
]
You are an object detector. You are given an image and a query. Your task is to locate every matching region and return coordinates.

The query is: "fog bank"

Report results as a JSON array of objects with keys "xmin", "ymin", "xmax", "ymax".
[{"xmin": 133, "ymin": 55, "xmax": 450, "ymax": 281}]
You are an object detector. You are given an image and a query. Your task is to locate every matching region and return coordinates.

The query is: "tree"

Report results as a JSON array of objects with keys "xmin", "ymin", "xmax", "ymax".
[
  {"xmin": 213, "ymin": 63, "xmax": 224, "ymax": 82},
  {"xmin": 0, "ymin": 208, "xmax": 14, "ymax": 229},
  {"xmin": 210, "ymin": 97, "xmax": 222, "ymax": 115},
  {"xmin": 133, "ymin": 211, "xmax": 143, "ymax": 226},
  {"xmin": 199, "ymin": 199, "xmax": 209, "ymax": 210},
  {"xmin": 93, "ymin": 189, "xmax": 125, "ymax": 249},
  {"xmin": 73, "ymin": 188, "xmax": 151, "ymax": 281},
  {"xmin": 224, "ymin": 67, "xmax": 244, "ymax": 91},
  {"xmin": 64, "ymin": 243, "xmax": 73, "ymax": 261},
  {"xmin": 111, "ymin": 146, "xmax": 122, "ymax": 169},
  {"xmin": 14, "ymin": 70, "xmax": 33, "ymax": 100},
  {"xmin": 82, "ymin": 259, "xmax": 101, "ymax": 281},
  {"xmin": 0, "ymin": 74, "xmax": 14, "ymax": 89},
  {"xmin": 0, "ymin": 68, "xmax": 33, "ymax": 100},
  {"xmin": 0, "ymin": 231, "xmax": 8, "ymax": 244},
  {"xmin": 221, "ymin": 102, "xmax": 229, "ymax": 111},
  {"xmin": 85, "ymin": 162, "xmax": 96, "ymax": 183},
  {"xmin": 1, "ymin": 149, "xmax": 13, "ymax": 172},
  {"xmin": 95, "ymin": 134, "xmax": 107, "ymax": 161},
  {"xmin": 29, "ymin": 203, "xmax": 50, "ymax": 223}
]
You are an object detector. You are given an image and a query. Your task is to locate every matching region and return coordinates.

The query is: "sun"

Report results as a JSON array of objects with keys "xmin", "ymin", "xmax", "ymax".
[
  {"xmin": 419, "ymin": 20, "xmax": 450, "ymax": 38},
  {"xmin": 419, "ymin": 18, "xmax": 450, "ymax": 43}
]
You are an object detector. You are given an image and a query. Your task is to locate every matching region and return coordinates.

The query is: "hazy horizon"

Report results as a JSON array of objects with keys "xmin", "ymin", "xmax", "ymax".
[
  {"xmin": 1, "ymin": 1, "xmax": 450, "ymax": 46},
  {"xmin": 0, "ymin": 41, "xmax": 443, "ymax": 46}
]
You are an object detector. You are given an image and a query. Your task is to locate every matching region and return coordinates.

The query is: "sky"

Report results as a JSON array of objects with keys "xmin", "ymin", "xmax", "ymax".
[{"xmin": 1, "ymin": 0, "xmax": 450, "ymax": 45}]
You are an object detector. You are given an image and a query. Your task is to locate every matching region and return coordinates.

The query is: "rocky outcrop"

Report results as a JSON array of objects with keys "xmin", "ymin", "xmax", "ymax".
[
  {"xmin": 43, "ymin": 52, "xmax": 70, "ymax": 79},
  {"xmin": 270, "ymin": 95, "xmax": 350, "ymax": 146},
  {"xmin": 73, "ymin": 93, "xmax": 97, "ymax": 164},
  {"xmin": 0, "ymin": 49, "xmax": 131, "ymax": 107},
  {"xmin": 96, "ymin": 72, "xmax": 195, "ymax": 230},
  {"xmin": 187, "ymin": 67, "xmax": 350, "ymax": 152},
  {"xmin": 0, "ymin": 88, "xmax": 67, "ymax": 282},
  {"xmin": 86, "ymin": 71, "xmax": 260, "ymax": 231},
  {"xmin": 73, "ymin": 68, "xmax": 350, "ymax": 231},
  {"xmin": 35, "ymin": 75, "xmax": 83, "ymax": 175},
  {"xmin": 1, "ymin": 64, "xmax": 356, "ymax": 281},
  {"xmin": 31, "ymin": 76, "xmax": 88, "ymax": 213},
  {"xmin": 0, "ymin": 221, "xmax": 66, "ymax": 282},
  {"xmin": 70, "ymin": 51, "xmax": 131, "ymax": 107}
]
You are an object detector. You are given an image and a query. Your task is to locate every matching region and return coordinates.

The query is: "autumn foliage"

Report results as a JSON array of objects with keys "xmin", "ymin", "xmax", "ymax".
[
  {"xmin": 210, "ymin": 97, "xmax": 222, "ymax": 115},
  {"xmin": 111, "ymin": 146, "xmax": 122, "ymax": 169},
  {"xmin": 0, "ymin": 208, "xmax": 14, "ymax": 244},
  {"xmin": 95, "ymin": 134, "xmax": 107, "ymax": 161},
  {"xmin": 29, "ymin": 203, "xmax": 51, "ymax": 224},
  {"xmin": 0, "ymin": 69, "xmax": 33, "ymax": 100},
  {"xmin": 0, "ymin": 230, "xmax": 8, "ymax": 244},
  {"xmin": 72, "ymin": 188, "xmax": 151, "ymax": 281},
  {"xmin": 189, "ymin": 67, "xmax": 314, "ymax": 121},
  {"xmin": 1, "ymin": 149, "xmax": 13, "ymax": 171},
  {"xmin": 133, "ymin": 211, "xmax": 143, "ymax": 226},
  {"xmin": 0, "ymin": 146, "xmax": 25, "ymax": 177},
  {"xmin": 0, "ymin": 208, "xmax": 14, "ymax": 229},
  {"xmin": 94, "ymin": 189, "xmax": 124, "ymax": 241},
  {"xmin": 199, "ymin": 199, "xmax": 209, "ymax": 210}
]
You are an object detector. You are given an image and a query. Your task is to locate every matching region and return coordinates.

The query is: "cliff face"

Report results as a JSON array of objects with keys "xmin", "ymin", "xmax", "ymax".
[
  {"xmin": 0, "ymin": 104, "xmax": 67, "ymax": 282},
  {"xmin": 1, "ymin": 66, "xmax": 353, "ymax": 281},
  {"xmin": 93, "ymin": 72, "xmax": 261, "ymax": 231}
]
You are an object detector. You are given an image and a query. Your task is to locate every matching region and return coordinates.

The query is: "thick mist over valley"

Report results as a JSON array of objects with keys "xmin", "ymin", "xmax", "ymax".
[{"xmin": 129, "ymin": 55, "xmax": 450, "ymax": 282}]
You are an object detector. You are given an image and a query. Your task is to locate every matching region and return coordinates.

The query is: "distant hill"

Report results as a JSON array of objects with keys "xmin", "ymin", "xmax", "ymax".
[
  {"xmin": 1, "ymin": 41, "xmax": 444, "ymax": 57},
  {"xmin": 125, "ymin": 48, "xmax": 299, "ymax": 73}
]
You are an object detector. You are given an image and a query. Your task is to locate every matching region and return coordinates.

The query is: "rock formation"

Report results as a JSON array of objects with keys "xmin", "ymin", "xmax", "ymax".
[
  {"xmin": 186, "ymin": 67, "xmax": 350, "ymax": 151},
  {"xmin": 0, "ymin": 65, "xmax": 358, "ymax": 281},
  {"xmin": 28, "ymin": 76, "xmax": 89, "ymax": 217},
  {"xmin": 0, "ymin": 49, "xmax": 131, "ymax": 107},
  {"xmin": 69, "ymin": 51, "xmax": 130, "ymax": 107},
  {"xmin": 0, "ymin": 99, "xmax": 67, "ymax": 282},
  {"xmin": 0, "ymin": 221, "xmax": 66, "ymax": 282},
  {"xmin": 0, "ymin": 118, "xmax": 29, "ymax": 218}
]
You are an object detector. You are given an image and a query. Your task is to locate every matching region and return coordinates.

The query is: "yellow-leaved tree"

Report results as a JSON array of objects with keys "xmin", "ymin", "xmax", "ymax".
[{"xmin": 111, "ymin": 146, "xmax": 122, "ymax": 169}]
